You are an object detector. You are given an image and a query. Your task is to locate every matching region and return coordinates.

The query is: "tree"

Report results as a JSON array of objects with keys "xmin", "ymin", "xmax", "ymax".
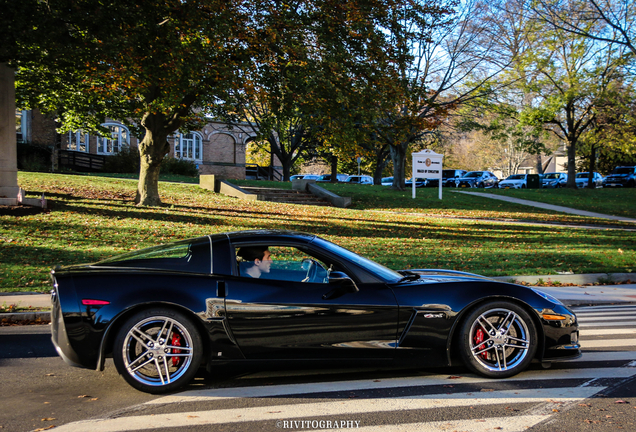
[
  {"xmin": 531, "ymin": 0, "xmax": 636, "ymax": 57},
  {"xmin": 517, "ymin": 7, "xmax": 626, "ymax": 187},
  {"xmin": 218, "ymin": 0, "xmax": 401, "ymax": 182},
  {"xmin": 577, "ymin": 78, "xmax": 636, "ymax": 174},
  {"xmin": 12, "ymin": 0, "xmax": 250, "ymax": 206},
  {"xmin": 369, "ymin": 0, "xmax": 505, "ymax": 190}
]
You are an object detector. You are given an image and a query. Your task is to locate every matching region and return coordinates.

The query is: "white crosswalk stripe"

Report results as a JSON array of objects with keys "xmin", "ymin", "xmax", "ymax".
[{"xmin": 51, "ymin": 304, "xmax": 636, "ymax": 432}]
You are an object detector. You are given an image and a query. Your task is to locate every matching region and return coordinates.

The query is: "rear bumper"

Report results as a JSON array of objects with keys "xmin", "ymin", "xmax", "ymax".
[{"xmin": 50, "ymin": 288, "xmax": 86, "ymax": 368}]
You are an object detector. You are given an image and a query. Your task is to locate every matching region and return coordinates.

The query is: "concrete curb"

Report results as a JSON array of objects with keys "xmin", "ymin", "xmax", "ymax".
[
  {"xmin": 0, "ymin": 311, "xmax": 50, "ymax": 324},
  {"xmin": 491, "ymin": 273, "xmax": 635, "ymax": 285}
]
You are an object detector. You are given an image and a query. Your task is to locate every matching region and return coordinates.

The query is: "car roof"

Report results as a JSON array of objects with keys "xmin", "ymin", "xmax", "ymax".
[{"xmin": 223, "ymin": 230, "xmax": 316, "ymax": 244}]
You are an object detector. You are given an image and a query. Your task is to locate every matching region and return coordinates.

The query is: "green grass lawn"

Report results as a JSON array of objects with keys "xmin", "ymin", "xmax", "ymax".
[{"xmin": 1, "ymin": 172, "xmax": 634, "ymax": 293}]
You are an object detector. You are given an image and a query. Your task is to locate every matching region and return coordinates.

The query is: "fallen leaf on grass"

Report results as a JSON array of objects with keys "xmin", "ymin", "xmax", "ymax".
[
  {"xmin": 615, "ymin": 400, "xmax": 630, "ymax": 404},
  {"xmin": 187, "ymin": 416, "xmax": 199, "ymax": 418},
  {"xmin": 77, "ymin": 395, "xmax": 91, "ymax": 398},
  {"xmin": 480, "ymin": 389, "xmax": 494, "ymax": 392},
  {"xmin": 41, "ymin": 418, "xmax": 56, "ymax": 421},
  {"xmin": 34, "ymin": 427, "xmax": 55, "ymax": 431}
]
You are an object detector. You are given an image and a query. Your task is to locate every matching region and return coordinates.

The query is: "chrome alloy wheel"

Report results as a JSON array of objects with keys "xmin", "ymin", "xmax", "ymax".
[
  {"xmin": 121, "ymin": 315, "xmax": 195, "ymax": 387},
  {"xmin": 468, "ymin": 308, "xmax": 530, "ymax": 372}
]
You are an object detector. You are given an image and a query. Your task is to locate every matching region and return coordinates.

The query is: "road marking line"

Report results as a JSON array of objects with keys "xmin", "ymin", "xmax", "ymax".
[
  {"xmin": 145, "ymin": 367, "xmax": 634, "ymax": 404},
  {"xmin": 576, "ymin": 311, "xmax": 636, "ymax": 318},
  {"xmin": 571, "ymin": 351, "xmax": 636, "ymax": 362},
  {"xmin": 51, "ymin": 387, "xmax": 604, "ymax": 432},
  {"xmin": 581, "ymin": 329, "xmax": 636, "ymax": 336},
  {"xmin": 581, "ymin": 339, "xmax": 636, "ymax": 348},
  {"xmin": 579, "ymin": 320, "xmax": 636, "ymax": 327},
  {"xmin": 316, "ymin": 415, "xmax": 549, "ymax": 432}
]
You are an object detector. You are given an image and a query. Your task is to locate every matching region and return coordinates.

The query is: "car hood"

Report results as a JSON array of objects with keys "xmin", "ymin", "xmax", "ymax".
[{"xmin": 399, "ymin": 269, "xmax": 492, "ymax": 283}]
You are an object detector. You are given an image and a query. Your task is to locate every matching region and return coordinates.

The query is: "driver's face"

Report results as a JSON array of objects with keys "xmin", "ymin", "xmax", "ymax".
[{"xmin": 256, "ymin": 250, "xmax": 272, "ymax": 273}]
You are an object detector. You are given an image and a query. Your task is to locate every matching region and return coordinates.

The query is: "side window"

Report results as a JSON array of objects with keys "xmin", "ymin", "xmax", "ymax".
[{"xmin": 235, "ymin": 245, "xmax": 329, "ymax": 283}]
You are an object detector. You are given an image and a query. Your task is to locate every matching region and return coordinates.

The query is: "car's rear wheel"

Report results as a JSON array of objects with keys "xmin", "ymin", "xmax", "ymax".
[
  {"xmin": 458, "ymin": 301, "xmax": 537, "ymax": 378},
  {"xmin": 113, "ymin": 308, "xmax": 203, "ymax": 393}
]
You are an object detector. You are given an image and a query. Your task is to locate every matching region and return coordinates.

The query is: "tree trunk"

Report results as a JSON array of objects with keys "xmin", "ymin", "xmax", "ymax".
[
  {"xmin": 373, "ymin": 146, "xmax": 390, "ymax": 185},
  {"xmin": 389, "ymin": 143, "xmax": 406, "ymax": 190},
  {"xmin": 135, "ymin": 115, "xmax": 170, "ymax": 206},
  {"xmin": 565, "ymin": 140, "xmax": 577, "ymax": 189},
  {"xmin": 587, "ymin": 145, "xmax": 596, "ymax": 189},
  {"xmin": 330, "ymin": 155, "xmax": 338, "ymax": 182}
]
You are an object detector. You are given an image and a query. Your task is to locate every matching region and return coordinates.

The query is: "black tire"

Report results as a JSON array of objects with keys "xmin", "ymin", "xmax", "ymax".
[
  {"xmin": 113, "ymin": 307, "xmax": 203, "ymax": 393},
  {"xmin": 458, "ymin": 301, "xmax": 537, "ymax": 378},
  {"xmin": 477, "ymin": 182, "xmax": 484, "ymax": 188}
]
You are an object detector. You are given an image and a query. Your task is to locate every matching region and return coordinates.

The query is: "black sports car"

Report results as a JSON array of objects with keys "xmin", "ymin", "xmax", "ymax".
[{"xmin": 50, "ymin": 230, "xmax": 580, "ymax": 393}]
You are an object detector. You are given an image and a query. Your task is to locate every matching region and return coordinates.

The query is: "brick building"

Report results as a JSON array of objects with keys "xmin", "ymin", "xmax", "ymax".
[{"xmin": 16, "ymin": 110, "xmax": 277, "ymax": 180}]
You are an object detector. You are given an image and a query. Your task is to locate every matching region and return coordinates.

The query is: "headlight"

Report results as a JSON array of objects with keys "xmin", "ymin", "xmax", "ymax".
[{"xmin": 531, "ymin": 288, "xmax": 563, "ymax": 305}]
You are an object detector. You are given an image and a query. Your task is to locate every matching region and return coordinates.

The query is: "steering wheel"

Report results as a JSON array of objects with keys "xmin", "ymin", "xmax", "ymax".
[{"xmin": 301, "ymin": 258, "xmax": 321, "ymax": 283}]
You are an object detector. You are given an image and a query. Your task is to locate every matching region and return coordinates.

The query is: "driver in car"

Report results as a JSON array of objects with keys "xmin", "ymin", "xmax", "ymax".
[{"xmin": 236, "ymin": 246, "xmax": 272, "ymax": 278}]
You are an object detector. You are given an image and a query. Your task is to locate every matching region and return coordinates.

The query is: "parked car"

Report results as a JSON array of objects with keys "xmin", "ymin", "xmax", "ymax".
[
  {"xmin": 441, "ymin": 169, "xmax": 468, "ymax": 187},
  {"xmin": 51, "ymin": 230, "xmax": 580, "ymax": 393},
  {"xmin": 542, "ymin": 172, "xmax": 568, "ymax": 189},
  {"xmin": 345, "ymin": 175, "xmax": 374, "ymax": 185},
  {"xmin": 289, "ymin": 174, "xmax": 319, "ymax": 181},
  {"xmin": 498, "ymin": 174, "xmax": 530, "ymax": 189},
  {"xmin": 602, "ymin": 166, "xmax": 636, "ymax": 188},
  {"xmin": 575, "ymin": 172, "xmax": 603, "ymax": 188},
  {"xmin": 456, "ymin": 171, "xmax": 499, "ymax": 188},
  {"xmin": 381, "ymin": 176, "xmax": 394, "ymax": 186},
  {"xmin": 405, "ymin": 177, "xmax": 428, "ymax": 188},
  {"xmin": 317, "ymin": 174, "xmax": 349, "ymax": 183}
]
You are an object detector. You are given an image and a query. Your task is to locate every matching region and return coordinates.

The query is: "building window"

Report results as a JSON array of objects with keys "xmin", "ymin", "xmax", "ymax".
[
  {"xmin": 16, "ymin": 110, "xmax": 29, "ymax": 143},
  {"xmin": 174, "ymin": 132, "xmax": 202, "ymax": 161},
  {"xmin": 97, "ymin": 123, "xmax": 130, "ymax": 154},
  {"xmin": 68, "ymin": 130, "xmax": 89, "ymax": 152}
]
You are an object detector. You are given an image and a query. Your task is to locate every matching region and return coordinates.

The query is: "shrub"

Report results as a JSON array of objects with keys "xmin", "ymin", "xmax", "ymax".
[
  {"xmin": 160, "ymin": 157, "xmax": 199, "ymax": 177},
  {"xmin": 103, "ymin": 146, "xmax": 140, "ymax": 174},
  {"xmin": 17, "ymin": 142, "xmax": 52, "ymax": 172}
]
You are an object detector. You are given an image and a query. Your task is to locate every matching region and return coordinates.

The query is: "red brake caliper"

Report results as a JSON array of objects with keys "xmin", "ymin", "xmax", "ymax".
[
  {"xmin": 474, "ymin": 327, "xmax": 488, "ymax": 359},
  {"xmin": 171, "ymin": 334, "xmax": 182, "ymax": 367}
]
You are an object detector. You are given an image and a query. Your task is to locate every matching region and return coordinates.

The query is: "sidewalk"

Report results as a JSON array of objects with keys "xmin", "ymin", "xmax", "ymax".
[
  {"xmin": 454, "ymin": 191, "xmax": 636, "ymax": 224},
  {"xmin": 2, "ymin": 274, "xmax": 635, "ymax": 323}
]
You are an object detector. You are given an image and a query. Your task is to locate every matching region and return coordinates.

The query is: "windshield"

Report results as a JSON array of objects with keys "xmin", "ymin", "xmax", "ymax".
[
  {"xmin": 506, "ymin": 174, "xmax": 525, "ymax": 180},
  {"xmin": 576, "ymin": 173, "xmax": 590, "ymax": 178},
  {"xmin": 465, "ymin": 172, "xmax": 483, "ymax": 177},
  {"xmin": 311, "ymin": 237, "xmax": 402, "ymax": 282},
  {"xmin": 614, "ymin": 168, "xmax": 634, "ymax": 174},
  {"xmin": 544, "ymin": 173, "xmax": 561, "ymax": 179}
]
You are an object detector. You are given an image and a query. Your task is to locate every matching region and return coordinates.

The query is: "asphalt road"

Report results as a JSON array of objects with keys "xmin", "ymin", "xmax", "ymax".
[{"xmin": 1, "ymin": 305, "xmax": 635, "ymax": 432}]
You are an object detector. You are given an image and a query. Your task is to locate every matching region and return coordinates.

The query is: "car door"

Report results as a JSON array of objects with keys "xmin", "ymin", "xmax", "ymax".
[{"xmin": 222, "ymin": 246, "xmax": 399, "ymax": 360}]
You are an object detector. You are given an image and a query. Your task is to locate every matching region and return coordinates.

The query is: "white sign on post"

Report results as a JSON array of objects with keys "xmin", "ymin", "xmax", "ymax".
[{"xmin": 412, "ymin": 149, "xmax": 443, "ymax": 200}]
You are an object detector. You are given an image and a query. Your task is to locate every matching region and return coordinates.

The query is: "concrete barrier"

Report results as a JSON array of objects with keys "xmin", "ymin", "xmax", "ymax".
[
  {"xmin": 307, "ymin": 183, "xmax": 351, "ymax": 208},
  {"xmin": 200, "ymin": 175, "xmax": 258, "ymax": 200}
]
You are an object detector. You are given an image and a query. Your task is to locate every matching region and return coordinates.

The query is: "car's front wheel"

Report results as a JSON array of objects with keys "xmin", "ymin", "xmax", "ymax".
[
  {"xmin": 458, "ymin": 301, "xmax": 537, "ymax": 378},
  {"xmin": 113, "ymin": 308, "xmax": 203, "ymax": 393}
]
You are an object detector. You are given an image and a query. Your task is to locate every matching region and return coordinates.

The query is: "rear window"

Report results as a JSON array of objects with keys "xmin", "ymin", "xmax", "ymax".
[{"xmin": 94, "ymin": 237, "xmax": 211, "ymax": 274}]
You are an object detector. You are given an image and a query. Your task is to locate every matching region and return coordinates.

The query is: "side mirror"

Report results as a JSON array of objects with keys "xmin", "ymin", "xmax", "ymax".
[{"xmin": 323, "ymin": 272, "xmax": 359, "ymax": 300}]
